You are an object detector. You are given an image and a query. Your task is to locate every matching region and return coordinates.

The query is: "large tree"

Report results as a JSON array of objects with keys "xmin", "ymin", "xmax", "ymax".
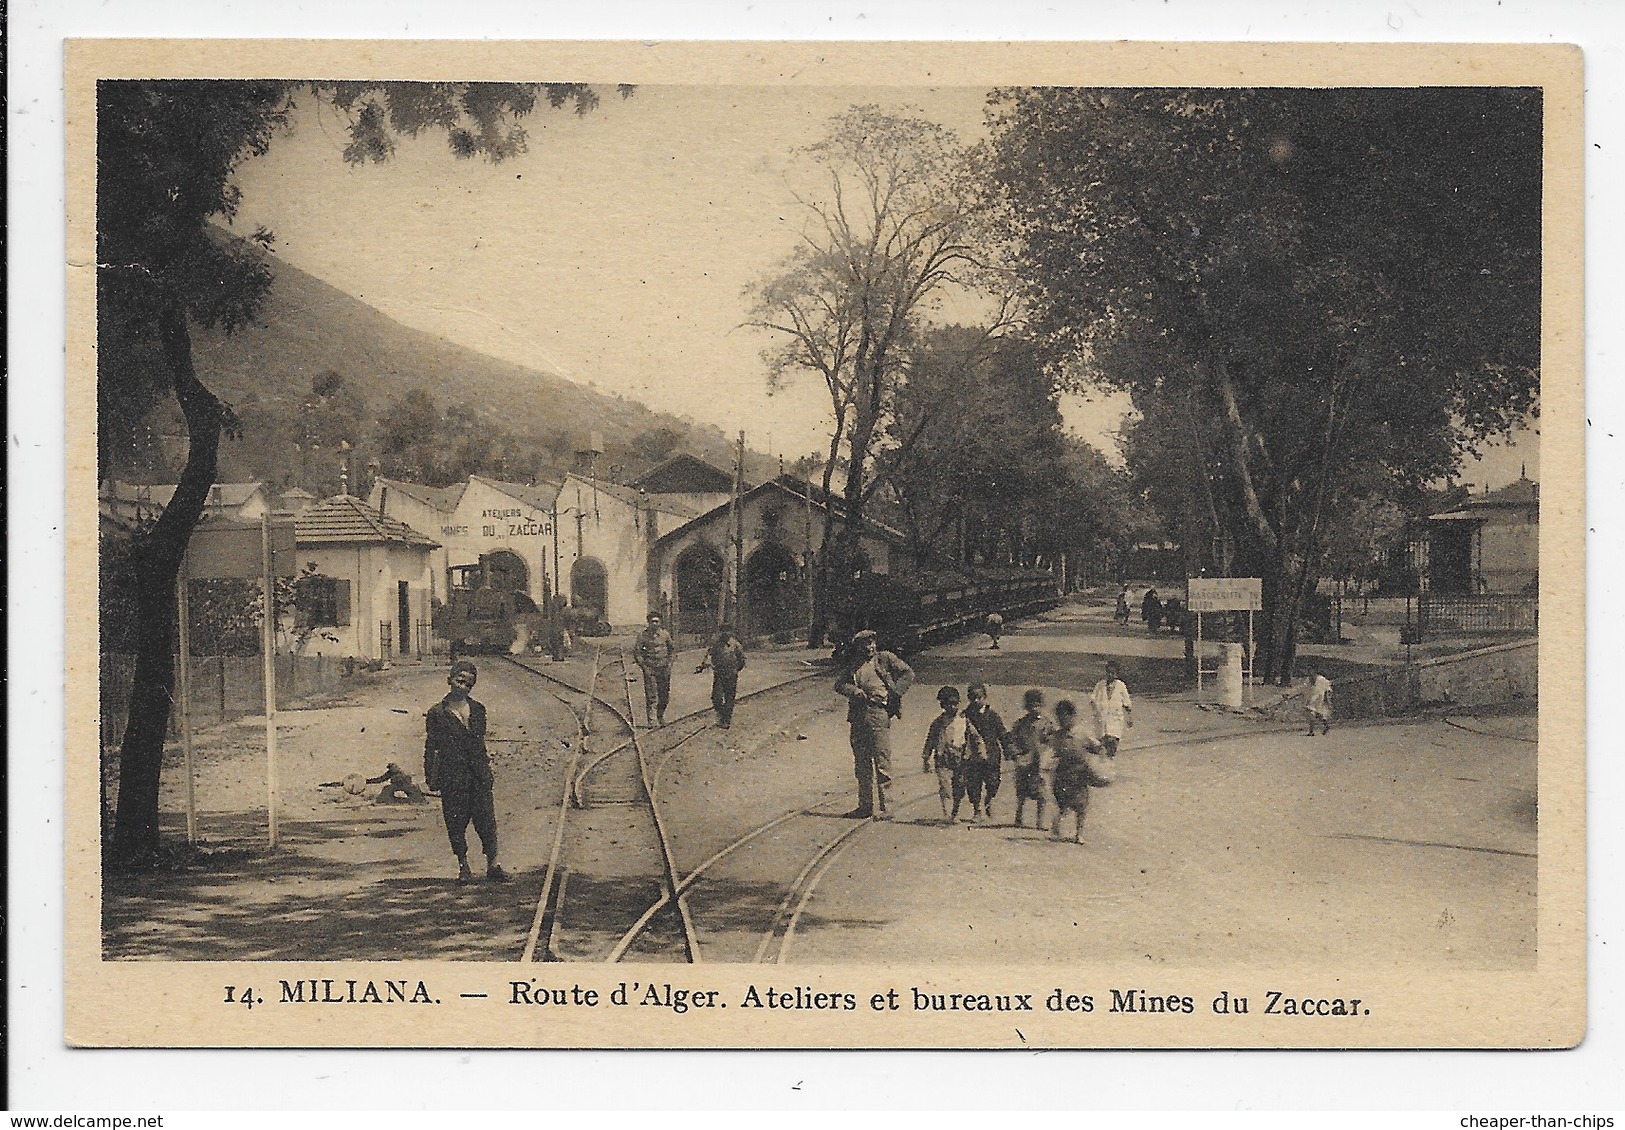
[
  {"xmin": 99, "ymin": 80, "xmax": 613, "ymax": 866},
  {"xmin": 885, "ymin": 327, "xmax": 1074, "ymax": 569},
  {"xmin": 746, "ymin": 105, "xmax": 1008, "ymax": 643},
  {"xmin": 988, "ymin": 87, "xmax": 1540, "ymax": 680}
]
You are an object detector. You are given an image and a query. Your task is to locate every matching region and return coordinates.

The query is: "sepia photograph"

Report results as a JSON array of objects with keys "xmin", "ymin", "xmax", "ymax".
[{"xmin": 63, "ymin": 38, "xmax": 1583, "ymax": 1051}]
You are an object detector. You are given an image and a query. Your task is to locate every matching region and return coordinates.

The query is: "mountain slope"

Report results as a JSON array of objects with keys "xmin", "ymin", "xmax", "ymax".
[{"xmin": 169, "ymin": 250, "xmax": 744, "ymax": 485}]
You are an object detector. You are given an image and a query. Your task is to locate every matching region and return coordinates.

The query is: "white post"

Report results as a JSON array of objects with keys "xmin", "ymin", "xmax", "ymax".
[
  {"xmin": 261, "ymin": 513, "xmax": 280, "ymax": 848},
  {"xmin": 1195, "ymin": 611, "xmax": 1203, "ymax": 698},
  {"xmin": 1246, "ymin": 609, "xmax": 1255, "ymax": 704},
  {"xmin": 176, "ymin": 562, "xmax": 197, "ymax": 843}
]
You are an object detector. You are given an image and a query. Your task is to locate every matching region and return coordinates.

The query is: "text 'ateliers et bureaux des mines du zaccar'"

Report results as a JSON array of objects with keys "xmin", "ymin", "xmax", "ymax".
[{"xmin": 252, "ymin": 977, "xmax": 1371, "ymax": 1019}]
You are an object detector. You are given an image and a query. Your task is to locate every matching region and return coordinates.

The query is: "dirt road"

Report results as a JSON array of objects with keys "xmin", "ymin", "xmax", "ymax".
[{"xmin": 103, "ymin": 605, "xmax": 1535, "ymax": 968}]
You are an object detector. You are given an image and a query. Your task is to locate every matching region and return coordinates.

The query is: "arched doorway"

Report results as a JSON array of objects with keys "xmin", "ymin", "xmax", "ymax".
[
  {"xmin": 745, "ymin": 542, "xmax": 805, "ymax": 637},
  {"xmin": 484, "ymin": 549, "xmax": 528, "ymax": 593},
  {"xmin": 674, "ymin": 542, "xmax": 725, "ymax": 634},
  {"xmin": 570, "ymin": 557, "xmax": 609, "ymax": 622}
]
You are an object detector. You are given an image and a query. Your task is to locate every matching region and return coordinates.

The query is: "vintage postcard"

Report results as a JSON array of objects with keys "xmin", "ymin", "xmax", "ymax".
[{"xmin": 67, "ymin": 38, "xmax": 1583, "ymax": 1049}]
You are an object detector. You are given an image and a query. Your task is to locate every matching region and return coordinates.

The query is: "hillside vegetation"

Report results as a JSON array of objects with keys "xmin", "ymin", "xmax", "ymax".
[{"xmin": 120, "ymin": 250, "xmax": 756, "ymax": 492}]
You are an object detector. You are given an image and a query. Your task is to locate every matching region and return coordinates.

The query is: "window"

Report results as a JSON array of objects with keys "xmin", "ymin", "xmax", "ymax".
[{"xmin": 297, "ymin": 575, "xmax": 350, "ymax": 628}]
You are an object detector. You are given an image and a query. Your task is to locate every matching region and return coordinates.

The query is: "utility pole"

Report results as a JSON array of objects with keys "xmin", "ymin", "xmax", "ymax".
[
  {"xmin": 728, "ymin": 430, "xmax": 745, "ymax": 629},
  {"xmin": 804, "ymin": 461, "xmax": 815, "ymax": 628},
  {"xmin": 260, "ymin": 512, "xmax": 281, "ymax": 848},
  {"xmin": 550, "ymin": 506, "xmax": 561, "ymax": 612}
]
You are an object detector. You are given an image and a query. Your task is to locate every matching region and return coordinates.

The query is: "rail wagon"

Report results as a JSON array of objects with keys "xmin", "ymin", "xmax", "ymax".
[{"xmin": 837, "ymin": 567, "xmax": 1060, "ymax": 655}]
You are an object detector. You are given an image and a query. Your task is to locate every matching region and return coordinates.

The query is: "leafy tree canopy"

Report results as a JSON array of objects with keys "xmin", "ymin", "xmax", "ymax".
[{"xmin": 987, "ymin": 86, "xmax": 1541, "ymax": 677}]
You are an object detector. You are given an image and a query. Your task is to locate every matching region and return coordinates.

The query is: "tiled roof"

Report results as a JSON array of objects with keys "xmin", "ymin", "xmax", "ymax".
[
  {"xmin": 632, "ymin": 453, "xmax": 736, "ymax": 494},
  {"xmin": 556, "ymin": 473, "xmax": 694, "ymax": 519},
  {"xmin": 376, "ymin": 478, "xmax": 467, "ymax": 513},
  {"xmin": 475, "ymin": 476, "xmax": 562, "ymax": 514},
  {"xmin": 1430, "ymin": 477, "xmax": 1539, "ymax": 521},
  {"xmin": 655, "ymin": 478, "xmax": 906, "ymax": 548},
  {"xmin": 295, "ymin": 494, "xmax": 440, "ymax": 547}
]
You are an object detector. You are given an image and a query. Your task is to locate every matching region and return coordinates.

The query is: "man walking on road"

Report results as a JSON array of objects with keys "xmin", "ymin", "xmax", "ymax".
[
  {"xmin": 424, "ymin": 661, "xmax": 511, "ymax": 884},
  {"xmin": 697, "ymin": 626, "xmax": 748, "ymax": 728},
  {"xmin": 835, "ymin": 629, "xmax": 914, "ymax": 820},
  {"xmin": 1089, "ymin": 660, "xmax": 1134, "ymax": 758},
  {"xmin": 634, "ymin": 611, "xmax": 675, "ymax": 727}
]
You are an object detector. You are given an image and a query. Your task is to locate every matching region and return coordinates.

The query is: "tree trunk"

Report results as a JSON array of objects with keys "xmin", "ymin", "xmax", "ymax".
[
  {"xmin": 806, "ymin": 433, "xmax": 844, "ymax": 649},
  {"xmin": 1257, "ymin": 547, "xmax": 1313, "ymax": 686},
  {"xmin": 109, "ymin": 307, "xmax": 227, "ymax": 866}
]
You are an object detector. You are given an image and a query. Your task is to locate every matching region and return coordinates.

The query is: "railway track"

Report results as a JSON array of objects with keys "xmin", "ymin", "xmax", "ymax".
[
  {"xmin": 500, "ymin": 648, "xmax": 698, "ymax": 964},
  {"xmin": 513, "ymin": 660, "xmax": 949, "ymax": 969},
  {"xmin": 506, "ymin": 652, "xmax": 941, "ymax": 964}
]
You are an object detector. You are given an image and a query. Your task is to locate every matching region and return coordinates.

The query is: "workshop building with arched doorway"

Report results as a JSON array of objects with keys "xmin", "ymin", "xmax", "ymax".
[{"xmin": 652, "ymin": 477, "xmax": 899, "ymax": 639}]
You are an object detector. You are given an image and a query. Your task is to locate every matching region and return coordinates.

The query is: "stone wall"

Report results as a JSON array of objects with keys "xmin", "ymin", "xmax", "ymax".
[{"xmin": 1262, "ymin": 639, "xmax": 1536, "ymax": 722}]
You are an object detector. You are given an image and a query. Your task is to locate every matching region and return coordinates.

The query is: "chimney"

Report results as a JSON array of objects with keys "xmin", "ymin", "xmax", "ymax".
[{"xmin": 379, "ymin": 485, "xmax": 389, "ymax": 519}]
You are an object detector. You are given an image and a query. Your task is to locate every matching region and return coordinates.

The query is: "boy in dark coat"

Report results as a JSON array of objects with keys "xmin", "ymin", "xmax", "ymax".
[{"xmin": 424, "ymin": 661, "xmax": 511, "ymax": 884}]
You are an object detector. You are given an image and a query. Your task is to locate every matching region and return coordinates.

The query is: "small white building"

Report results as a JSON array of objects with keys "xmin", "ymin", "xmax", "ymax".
[
  {"xmin": 1427, "ymin": 477, "xmax": 1540, "ymax": 594},
  {"xmin": 293, "ymin": 494, "xmax": 440, "ymax": 661}
]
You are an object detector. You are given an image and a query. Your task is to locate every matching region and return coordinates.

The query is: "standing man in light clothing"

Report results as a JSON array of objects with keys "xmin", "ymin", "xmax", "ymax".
[
  {"xmin": 1088, "ymin": 659, "xmax": 1134, "ymax": 758},
  {"xmin": 834, "ymin": 629, "xmax": 914, "ymax": 820},
  {"xmin": 634, "ymin": 611, "xmax": 676, "ymax": 727}
]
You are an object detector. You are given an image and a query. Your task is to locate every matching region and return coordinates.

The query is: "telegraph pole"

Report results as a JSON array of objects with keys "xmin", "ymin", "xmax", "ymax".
[{"xmin": 732, "ymin": 431, "xmax": 746, "ymax": 629}]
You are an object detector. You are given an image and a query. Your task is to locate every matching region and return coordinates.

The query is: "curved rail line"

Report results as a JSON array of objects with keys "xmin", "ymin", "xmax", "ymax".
[
  {"xmin": 498, "ymin": 649, "xmax": 699, "ymax": 963},
  {"xmin": 514, "ymin": 650, "xmax": 898, "ymax": 964},
  {"xmin": 516, "ymin": 647, "xmax": 596, "ymax": 964},
  {"xmin": 609, "ymin": 691, "xmax": 945, "ymax": 964}
]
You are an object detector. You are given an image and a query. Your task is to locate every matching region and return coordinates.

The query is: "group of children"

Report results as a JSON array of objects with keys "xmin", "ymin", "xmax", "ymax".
[{"xmin": 920, "ymin": 662, "xmax": 1134, "ymax": 844}]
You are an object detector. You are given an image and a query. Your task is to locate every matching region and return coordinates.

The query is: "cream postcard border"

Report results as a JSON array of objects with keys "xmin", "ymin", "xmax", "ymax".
[{"xmin": 64, "ymin": 37, "xmax": 1584, "ymax": 1049}]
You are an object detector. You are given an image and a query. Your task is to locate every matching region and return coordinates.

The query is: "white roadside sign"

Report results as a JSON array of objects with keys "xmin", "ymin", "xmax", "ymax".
[{"xmin": 1186, "ymin": 577, "xmax": 1263, "ymax": 612}]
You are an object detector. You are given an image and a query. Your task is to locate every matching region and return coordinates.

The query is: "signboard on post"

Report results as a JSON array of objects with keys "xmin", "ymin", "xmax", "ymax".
[
  {"xmin": 185, "ymin": 518, "xmax": 299, "ymax": 580},
  {"xmin": 1187, "ymin": 578, "xmax": 1263, "ymax": 702},
  {"xmin": 174, "ymin": 518, "xmax": 299, "ymax": 844},
  {"xmin": 1187, "ymin": 577, "xmax": 1263, "ymax": 612}
]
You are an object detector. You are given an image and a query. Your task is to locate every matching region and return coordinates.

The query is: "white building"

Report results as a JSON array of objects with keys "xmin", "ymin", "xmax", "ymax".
[
  {"xmin": 552, "ymin": 472, "xmax": 697, "ymax": 627},
  {"xmin": 293, "ymin": 494, "xmax": 440, "ymax": 661}
]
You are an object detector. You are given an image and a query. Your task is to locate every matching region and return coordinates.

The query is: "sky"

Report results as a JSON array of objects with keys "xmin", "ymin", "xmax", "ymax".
[
  {"xmin": 9, "ymin": 2, "xmax": 1607, "ymax": 1112},
  {"xmin": 229, "ymin": 84, "xmax": 1128, "ymax": 463},
  {"xmin": 229, "ymin": 81, "xmax": 1537, "ymax": 486}
]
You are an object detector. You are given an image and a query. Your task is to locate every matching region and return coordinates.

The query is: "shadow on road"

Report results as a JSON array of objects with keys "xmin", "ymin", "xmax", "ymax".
[{"xmin": 103, "ymin": 814, "xmax": 541, "ymax": 962}]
